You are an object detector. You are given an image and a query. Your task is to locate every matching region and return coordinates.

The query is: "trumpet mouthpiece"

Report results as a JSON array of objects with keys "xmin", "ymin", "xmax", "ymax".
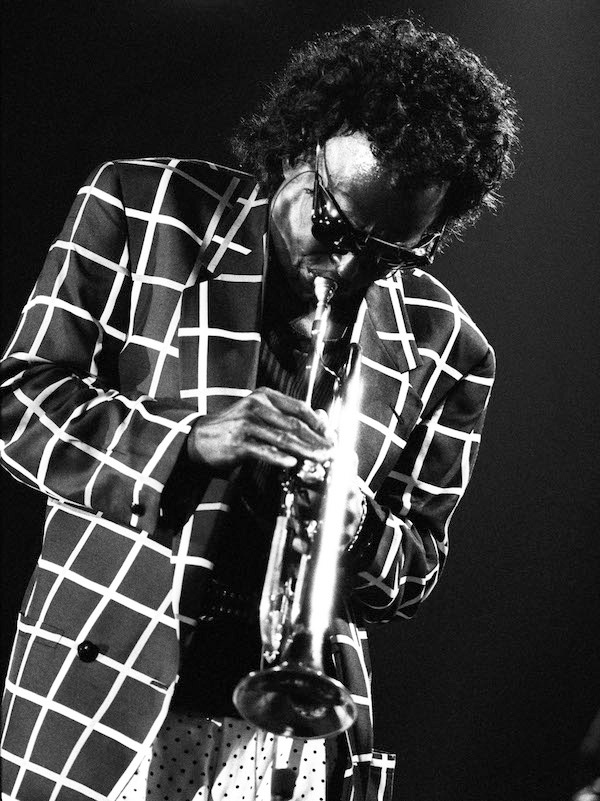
[{"xmin": 313, "ymin": 275, "xmax": 337, "ymax": 306}]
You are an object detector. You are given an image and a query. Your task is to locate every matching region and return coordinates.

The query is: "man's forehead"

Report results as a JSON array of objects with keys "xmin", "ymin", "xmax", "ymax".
[
  {"xmin": 322, "ymin": 131, "xmax": 448, "ymax": 240},
  {"xmin": 322, "ymin": 132, "xmax": 386, "ymax": 183}
]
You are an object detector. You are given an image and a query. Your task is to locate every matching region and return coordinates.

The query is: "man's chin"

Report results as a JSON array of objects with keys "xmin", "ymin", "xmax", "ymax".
[{"xmin": 292, "ymin": 264, "xmax": 318, "ymax": 303}]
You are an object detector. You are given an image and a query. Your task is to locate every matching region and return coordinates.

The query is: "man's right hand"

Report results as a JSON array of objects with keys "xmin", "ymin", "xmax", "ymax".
[{"xmin": 186, "ymin": 387, "xmax": 333, "ymax": 471}]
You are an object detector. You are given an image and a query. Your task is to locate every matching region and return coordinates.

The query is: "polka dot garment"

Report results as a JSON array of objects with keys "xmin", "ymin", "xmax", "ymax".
[{"xmin": 116, "ymin": 710, "xmax": 327, "ymax": 801}]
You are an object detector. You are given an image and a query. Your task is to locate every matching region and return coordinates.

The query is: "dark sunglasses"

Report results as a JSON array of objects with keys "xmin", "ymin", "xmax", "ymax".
[{"xmin": 310, "ymin": 143, "xmax": 445, "ymax": 273}]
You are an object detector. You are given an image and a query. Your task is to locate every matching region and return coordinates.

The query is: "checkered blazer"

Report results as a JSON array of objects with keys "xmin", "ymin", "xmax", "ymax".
[{"xmin": 0, "ymin": 158, "xmax": 495, "ymax": 801}]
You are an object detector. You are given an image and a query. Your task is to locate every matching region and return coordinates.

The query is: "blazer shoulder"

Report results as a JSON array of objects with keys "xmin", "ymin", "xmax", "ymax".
[
  {"xmin": 90, "ymin": 157, "xmax": 263, "ymax": 222},
  {"xmin": 110, "ymin": 156, "xmax": 257, "ymax": 192},
  {"xmin": 402, "ymin": 268, "xmax": 494, "ymax": 374},
  {"xmin": 71, "ymin": 157, "xmax": 264, "ymax": 236}
]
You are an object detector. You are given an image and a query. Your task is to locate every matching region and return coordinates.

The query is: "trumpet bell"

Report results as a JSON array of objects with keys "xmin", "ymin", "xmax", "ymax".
[{"xmin": 233, "ymin": 664, "xmax": 357, "ymax": 739}]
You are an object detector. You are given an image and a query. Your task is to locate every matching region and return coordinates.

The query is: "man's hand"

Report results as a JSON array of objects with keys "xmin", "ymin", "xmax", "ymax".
[{"xmin": 187, "ymin": 387, "xmax": 334, "ymax": 471}]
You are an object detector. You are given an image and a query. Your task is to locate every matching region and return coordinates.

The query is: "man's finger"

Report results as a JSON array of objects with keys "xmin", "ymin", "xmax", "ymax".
[
  {"xmin": 257, "ymin": 387, "xmax": 332, "ymax": 439},
  {"xmin": 247, "ymin": 392, "xmax": 333, "ymax": 448},
  {"xmin": 243, "ymin": 440, "xmax": 297, "ymax": 469},
  {"xmin": 242, "ymin": 420, "xmax": 332, "ymax": 463}
]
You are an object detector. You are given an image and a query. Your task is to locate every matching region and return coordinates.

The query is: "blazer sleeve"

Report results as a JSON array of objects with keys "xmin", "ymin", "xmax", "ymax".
[
  {"xmin": 0, "ymin": 162, "xmax": 202, "ymax": 536},
  {"xmin": 344, "ymin": 344, "xmax": 496, "ymax": 623}
]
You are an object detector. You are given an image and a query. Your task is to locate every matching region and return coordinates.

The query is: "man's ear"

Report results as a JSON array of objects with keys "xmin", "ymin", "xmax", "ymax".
[
  {"xmin": 281, "ymin": 148, "xmax": 314, "ymax": 180},
  {"xmin": 282, "ymin": 157, "xmax": 293, "ymax": 180}
]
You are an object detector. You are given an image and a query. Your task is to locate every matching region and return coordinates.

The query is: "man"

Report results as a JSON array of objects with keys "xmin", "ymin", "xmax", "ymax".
[{"xmin": 0, "ymin": 18, "xmax": 518, "ymax": 801}]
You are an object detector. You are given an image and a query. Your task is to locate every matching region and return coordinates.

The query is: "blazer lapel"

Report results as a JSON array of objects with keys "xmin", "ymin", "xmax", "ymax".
[
  {"xmin": 364, "ymin": 273, "xmax": 422, "ymax": 374},
  {"xmin": 178, "ymin": 175, "xmax": 269, "ymax": 414},
  {"xmin": 355, "ymin": 274, "xmax": 424, "ymax": 493}
]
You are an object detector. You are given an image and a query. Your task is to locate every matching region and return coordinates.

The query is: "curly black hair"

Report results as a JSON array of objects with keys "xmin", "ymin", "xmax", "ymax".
[{"xmin": 232, "ymin": 18, "xmax": 519, "ymax": 236}]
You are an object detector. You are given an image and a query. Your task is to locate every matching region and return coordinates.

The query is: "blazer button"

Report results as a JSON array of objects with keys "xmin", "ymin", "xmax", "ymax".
[
  {"xmin": 77, "ymin": 640, "xmax": 100, "ymax": 663},
  {"xmin": 131, "ymin": 502, "xmax": 145, "ymax": 515}
]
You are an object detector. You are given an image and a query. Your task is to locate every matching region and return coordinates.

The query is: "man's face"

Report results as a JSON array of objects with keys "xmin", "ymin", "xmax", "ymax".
[{"xmin": 269, "ymin": 130, "xmax": 449, "ymax": 306}]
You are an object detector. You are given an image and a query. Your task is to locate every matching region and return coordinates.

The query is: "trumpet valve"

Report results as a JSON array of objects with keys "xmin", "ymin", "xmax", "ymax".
[{"xmin": 297, "ymin": 459, "xmax": 326, "ymax": 484}]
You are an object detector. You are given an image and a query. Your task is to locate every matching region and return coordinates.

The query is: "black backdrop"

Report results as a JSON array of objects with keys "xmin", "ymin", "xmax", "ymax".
[{"xmin": 2, "ymin": 2, "xmax": 599, "ymax": 799}]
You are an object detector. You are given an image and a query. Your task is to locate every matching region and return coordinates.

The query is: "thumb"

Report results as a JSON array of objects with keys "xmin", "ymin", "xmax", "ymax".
[{"xmin": 314, "ymin": 408, "xmax": 335, "ymax": 442}]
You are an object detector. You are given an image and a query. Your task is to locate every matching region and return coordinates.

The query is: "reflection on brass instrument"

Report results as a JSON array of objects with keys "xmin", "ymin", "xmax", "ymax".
[{"xmin": 233, "ymin": 276, "xmax": 361, "ymax": 740}]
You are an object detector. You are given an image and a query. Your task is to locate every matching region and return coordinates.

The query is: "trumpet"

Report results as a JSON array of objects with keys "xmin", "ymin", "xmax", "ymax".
[{"xmin": 233, "ymin": 276, "xmax": 361, "ymax": 740}]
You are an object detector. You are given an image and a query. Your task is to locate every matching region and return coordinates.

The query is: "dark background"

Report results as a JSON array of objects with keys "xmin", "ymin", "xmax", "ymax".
[{"xmin": 2, "ymin": 1, "xmax": 599, "ymax": 799}]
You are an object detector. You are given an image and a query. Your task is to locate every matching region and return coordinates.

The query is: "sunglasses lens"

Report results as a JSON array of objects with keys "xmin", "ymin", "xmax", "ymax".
[
  {"xmin": 312, "ymin": 184, "xmax": 357, "ymax": 252},
  {"xmin": 311, "ymin": 222, "xmax": 354, "ymax": 253}
]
